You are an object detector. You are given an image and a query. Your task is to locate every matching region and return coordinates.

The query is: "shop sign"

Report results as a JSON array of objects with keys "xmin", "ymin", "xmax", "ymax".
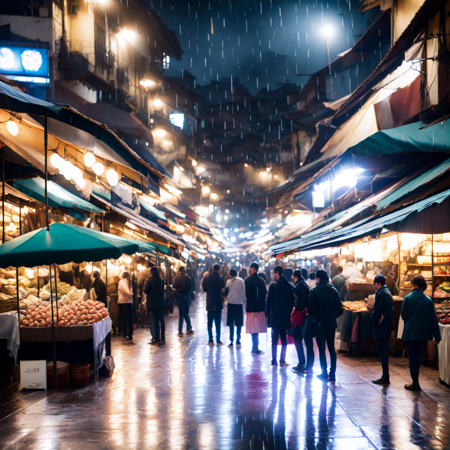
[
  {"xmin": 20, "ymin": 360, "xmax": 47, "ymax": 390},
  {"xmin": 0, "ymin": 46, "xmax": 49, "ymax": 78}
]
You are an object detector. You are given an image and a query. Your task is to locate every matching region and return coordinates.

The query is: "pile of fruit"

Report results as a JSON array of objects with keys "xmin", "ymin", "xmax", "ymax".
[
  {"xmin": 342, "ymin": 301, "xmax": 369, "ymax": 313},
  {"xmin": 20, "ymin": 300, "xmax": 108, "ymax": 327},
  {"xmin": 435, "ymin": 283, "xmax": 450, "ymax": 299},
  {"xmin": 436, "ymin": 301, "xmax": 450, "ymax": 324}
]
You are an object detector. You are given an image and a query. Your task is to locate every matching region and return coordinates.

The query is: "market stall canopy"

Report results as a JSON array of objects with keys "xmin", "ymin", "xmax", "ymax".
[
  {"xmin": 139, "ymin": 198, "xmax": 167, "ymax": 221},
  {"xmin": 13, "ymin": 178, "xmax": 102, "ymax": 215},
  {"xmin": 0, "ymin": 223, "xmax": 139, "ymax": 268}
]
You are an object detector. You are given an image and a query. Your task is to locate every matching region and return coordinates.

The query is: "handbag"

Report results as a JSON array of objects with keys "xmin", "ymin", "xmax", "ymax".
[
  {"xmin": 290, "ymin": 308, "xmax": 307, "ymax": 327},
  {"xmin": 303, "ymin": 314, "xmax": 322, "ymax": 338}
]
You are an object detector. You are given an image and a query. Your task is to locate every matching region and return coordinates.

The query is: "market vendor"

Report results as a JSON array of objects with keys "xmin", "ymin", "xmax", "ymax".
[{"xmin": 91, "ymin": 271, "xmax": 107, "ymax": 307}]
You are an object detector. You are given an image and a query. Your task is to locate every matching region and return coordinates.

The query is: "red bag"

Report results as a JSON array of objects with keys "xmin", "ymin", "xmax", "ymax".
[{"xmin": 290, "ymin": 308, "xmax": 307, "ymax": 327}]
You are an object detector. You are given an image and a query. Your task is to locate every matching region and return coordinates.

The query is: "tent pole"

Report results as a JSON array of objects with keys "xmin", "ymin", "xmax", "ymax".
[
  {"xmin": 54, "ymin": 264, "xmax": 59, "ymax": 323},
  {"xmin": 44, "ymin": 117, "xmax": 49, "ymax": 232},
  {"xmin": 16, "ymin": 267, "xmax": 20, "ymax": 326},
  {"xmin": 2, "ymin": 146, "xmax": 5, "ymax": 244},
  {"xmin": 49, "ymin": 264, "xmax": 57, "ymax": 386},
  {"xmin": 19, "ymin": 200, "xmax": 22, "ymax": 236}
]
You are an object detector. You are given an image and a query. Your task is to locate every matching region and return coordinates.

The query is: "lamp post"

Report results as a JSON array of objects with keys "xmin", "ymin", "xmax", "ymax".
[{"xmin": 323, "ymin": 25, "xmax": 334, "ymax": 75}]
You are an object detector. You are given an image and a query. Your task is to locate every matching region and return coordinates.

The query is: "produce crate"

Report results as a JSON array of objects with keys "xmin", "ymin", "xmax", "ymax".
[{"xmin": 20, "ymin": 325, "xmax": 94, "ymax": 342}]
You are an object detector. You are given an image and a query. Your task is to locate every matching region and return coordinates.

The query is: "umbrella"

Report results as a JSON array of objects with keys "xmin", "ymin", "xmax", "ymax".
[{"xmin": 0, "ymin": 222, "xmax": 140, "ymax": 268}]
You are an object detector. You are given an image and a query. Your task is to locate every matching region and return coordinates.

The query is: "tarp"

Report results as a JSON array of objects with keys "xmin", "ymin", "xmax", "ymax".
[
  {"xmin": 139, "ymin": 198, "xmax": 167, "ymax": 221},
  {"xmin": 13, "ymin": 178, "xmax": 103, "ymax": 214}
]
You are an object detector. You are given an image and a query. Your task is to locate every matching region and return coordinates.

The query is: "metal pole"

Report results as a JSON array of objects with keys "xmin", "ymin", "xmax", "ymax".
[
  {"xmin": 19, "ymin": 200, "xmax": 22, "ymax": 236},
  {"xmin": 44, "ymin": 117, "xmax": 49, "ymax": 231},
  {"xmin": 16, "ymin": 267, "xmax": 20, "ymax": 325},
  {"xmin": 49, "ymin": 265, "xmax": 57, "ymax": 386},
  {"xmin": 2, "ymin": 146, "xmax": 5, "ymax": 244},
  {"xmin": 54, "ymin": 264, "xmax": 59, "ymax": 323}
]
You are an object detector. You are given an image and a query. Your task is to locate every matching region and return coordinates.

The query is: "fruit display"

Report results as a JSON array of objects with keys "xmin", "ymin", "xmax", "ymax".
[
  {"xmin": 342, "ymin": 301, "xmax": 369, "ymax": 313},
  {"xmin": 436, "ymin": 301, "xmax": 450, "ymax": 324},
  {"xmin": 435, "ymin": 283, "xmax": 450, "ymax": 298}
]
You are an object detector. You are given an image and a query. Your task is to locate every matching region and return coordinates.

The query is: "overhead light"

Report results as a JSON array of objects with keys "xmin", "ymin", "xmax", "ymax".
[
  {"xmin": 140, "ymin": 79, "xmax": 156, "ymax": 88},
  {"xmin": 227, "ymin": 190, "xmax": 230, "ymax": 193},
  {"xmin": 126, "ymin": 221, "xmax": 137, "ymax": 230},
  {"xmin": 6, "ymin": 120, "xmax": 18, "ymax": 136},
  {"xmin": 225, "ymin": 209, "xmax": 230, "ymax": 213},
  {"xmin": 92, "ymin": 162, "xmax": 104, "ymax": 176},
  {"xmin": 154, "ymin": 128, "xmax": 166, "ymax": 137},
  {"xmin": 75, "ymin": 177, "xmax": 86, "ymax": 189},
  {"xmin": 266, "ymin": 167, "xmax": 271, "ymax": 172},
  {"xmin": 165, "ymin": 183, "xmax": 182, "ymax": 195},
  {"xmin": 192, "ymin": 160, "xmax": 198, "ymax": 167},
  {"xmin": 274, "ymin": 175, "xmax": 278, "ymax": 179},
  {"xmin": 163, "ymin": 140, "xmax": 172, "ymax": 147},
  {"xmin": 197, "ymin": 166, "xmax": 206, "ymax": 174},
  {"xmin": 202, "ymin": 186, "xmax": 211, "ymax": 195},
  {"xmin": 153, "ymin": 99, "xmax": 164, "ymax": 109},
  {"xmin": 208, "ymin": 204, "xmax": 214, "ymax": 212},
  {"xmin": 224, "ymin": 215, "xmax": 228, "ymax": 221},
  {"xmin": 50, "ymin": 153, "xmax": 64, "ymax": 169},
  {"xmin": 323, "ymin": 24, "xmax": 334, "ymax": 38},
  {"xmin": 72, "ymin": 166, "xmax": 83, "ymax": 183},
  {"xmin": 120, "ymin": 29, "xmax": 136, "ymax": 41},
  {"xmin": 284, "ymin": 210, "xmax": 288, "ymax": 214},
  {"xmin": 106, "ymin": 168, "xmax": 119, "ymax": 186},
  {"xmin": 84, "ymin": 151, "xmax": 96, "ymax": 168},
  {"xmin": 210, "ymin": 193, "xmax": 218, "ymax": 200},
  {"xmin": 61, "ymin": 160, "xmax": 74, "ymax": 180},
  {"xmin": 260, "ymin": 171, "xmax": 267, "ymax": 177},
  {"xmin": 244, "ymin": 163, "xmax": 248, "ymax": 167}
]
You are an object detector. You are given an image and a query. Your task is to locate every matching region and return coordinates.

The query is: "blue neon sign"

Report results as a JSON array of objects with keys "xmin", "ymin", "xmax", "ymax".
[{"xmin": 0, "ymin": 46, "xmax": 49, "ymax": 78}]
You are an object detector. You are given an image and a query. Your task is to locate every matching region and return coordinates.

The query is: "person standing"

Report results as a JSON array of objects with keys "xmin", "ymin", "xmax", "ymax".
[
  {"xmin": 307, "ymin": 272, "xmax": 316, "ymax": 290},
  {"xmin": 267, "ymin": 266, "xmax": 294, "ymax": 366},
  {"xmin": 91, "ymin": 271, "xmax": 107, "ymax": 307},
  {"xmin": 308, "ymin": 270, "xmax": 343, "ymax": 381},
  {"xmin": 143, "ymin": 267, "xmax": 165, "ymax": 346},
  {"xmin": 371, "ymin": 274, "xmax": 394, "ymax": 386},
  {"xmin": 401, "ymin": 275, "xmax": 441, "ymax": 391},
  {"xmin": 291, "ymin": 269, "xmax": 314, "ymax": 373},
  {"xmin": 118, "ymin": 272, "xmax": 133, "ymax": 344},
  {"xmin": 202, "ymin": 264, "xmax": 225, "ymax": 345},
  {"xmin": 331, "ymin": 267, "xmax": 348, "ymax": 302},
  {"xmin": 224, "ymin": 269, "xmax": 245, "ymax": 347},
  {"xmin": 173, "ymin": 266, "xmax": 194, "ymax": 336},
  {"xmin": 245, "ymin": 262, "xmax": 267, "ymax": 354}
]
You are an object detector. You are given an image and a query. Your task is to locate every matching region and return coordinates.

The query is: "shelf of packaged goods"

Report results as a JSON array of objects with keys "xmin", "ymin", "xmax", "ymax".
[{"xmin": 406, "ymin": 264, "xmax": 432, "ymax": 267}]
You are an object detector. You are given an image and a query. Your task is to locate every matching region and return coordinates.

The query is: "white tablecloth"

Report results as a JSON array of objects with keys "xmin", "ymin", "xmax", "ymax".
[
  {"xmin": 439, "ymin": 324, "xmax": 450, "ymax": 384},
  {"xmin": 92, "ymin": 317, "xmax": 111, "ymax": 349},
  {"xmin": 0, "ymin": 311, "xmax": 20, "ymax": 362}
]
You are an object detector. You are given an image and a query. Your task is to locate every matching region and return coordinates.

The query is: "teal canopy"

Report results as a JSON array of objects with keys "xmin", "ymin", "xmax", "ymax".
[
  {"xmin": 139, "ymin": 198, "xmax": 167, "ymax": 221},
  {"xmin": 0, "ymin": 223, "xmax": 139, "ymax": 268},
  {"xmin": 13, "ymin": 178, "xmax": 103, "ymax": 214}
]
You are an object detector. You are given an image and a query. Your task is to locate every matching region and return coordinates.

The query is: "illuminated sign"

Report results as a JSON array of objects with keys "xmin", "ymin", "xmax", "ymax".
[
  {"xmin": 0, "ymin": 46, "xmax": 49, "ymax": 78},
  {"xmin": 169, "ymin": 113, "xmax": 185, "ymax": 129}
]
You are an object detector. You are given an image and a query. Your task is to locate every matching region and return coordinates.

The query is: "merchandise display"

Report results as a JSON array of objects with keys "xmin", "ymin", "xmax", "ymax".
[
  {"xmin": 436, "ymin": 301, "xmax": 450, "ymax": 324},
  {"xmin": 342, "ymin": 301, "xmax": 369, "ymax": 312}
]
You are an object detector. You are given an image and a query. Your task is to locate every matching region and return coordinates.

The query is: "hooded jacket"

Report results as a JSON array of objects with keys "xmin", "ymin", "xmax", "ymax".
[
  {"xmin": 370, "ymin": 285, "xmax": 394, "ymax": 340},
  {"xmin": 266, "ymin": 275, "xmax": 295, "ymax": 329},
  {"xmin": 307, "ymin": 280, "xmax": 343, "ymax": 334},
  {"xmin": 244, "ymin": 272, "xmax": 267, "ymax": 313}
]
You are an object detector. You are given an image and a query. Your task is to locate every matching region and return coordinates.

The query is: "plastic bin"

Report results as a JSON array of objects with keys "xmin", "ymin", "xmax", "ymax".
[
  {"xmin": 47, "ymin": 361, "xmax": 69, "ymax": 388},
  {"xmin": 69, "ymin": 364, "xmax": 90, "ymax": 387}
]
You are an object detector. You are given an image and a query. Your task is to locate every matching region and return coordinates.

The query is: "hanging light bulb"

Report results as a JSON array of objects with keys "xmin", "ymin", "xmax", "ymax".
[
  {"xmin": 72, "ymin": 166, "xmax": 83, "ymax": 182},
  {"xmin": 61, "ymin": 160, "xmax": 75, "ymax": 180},
  {"xmin": 106, "ymin": 168, "xmax": 119, "ymax": 186},
  {"xmin": 75, "ymin": 177, "xmax": 86, "ymax": 189},
  {"xmin": 50, "ymin": 153, "xmax": 63, "ymax": 169},
  {"xmin": 92, "ymin": 162, "xmax": 104, "ymax": 176},
  {"xmin": 6, "ymin": 120, "xmax": 18, "ymax": 136},
  {"xmin": 84, "ymin": 151, "xmax": 95, "ymax": 168}
]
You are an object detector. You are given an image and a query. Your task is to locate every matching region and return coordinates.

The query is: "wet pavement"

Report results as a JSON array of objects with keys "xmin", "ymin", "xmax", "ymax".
[{"xmin": 2, "ymin": 295, "xmax": 450, "ymax": 449}]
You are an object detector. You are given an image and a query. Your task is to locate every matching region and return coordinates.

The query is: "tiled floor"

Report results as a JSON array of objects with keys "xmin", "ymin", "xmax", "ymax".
[{"xmin": 1, "ymin": 295, "xmax": 450, "ymax": 449}]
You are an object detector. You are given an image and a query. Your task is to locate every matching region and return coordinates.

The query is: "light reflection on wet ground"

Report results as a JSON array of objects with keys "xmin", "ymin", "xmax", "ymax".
[{"xmin": 1, "ymin": 295, "xmax": 450, "ymax": 449}]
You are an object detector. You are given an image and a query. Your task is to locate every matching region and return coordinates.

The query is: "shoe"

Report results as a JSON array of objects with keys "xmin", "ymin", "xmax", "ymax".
[
  {"xmin": 216, "ymin": 341, "xmax": 223, "ymax": 346},
  {"xmin": 271, "ymin": 360, "xmax": 278, "ymax": 366},
  {"xmin": 187, "ymin": 329, "xmax": 194, "ymax": 335},
  {"xmin": 373, "ymin": 377, "xmax": 390, "ymax": 386},
  {"xmin": 122, "ymin": 339, "xmax": 128, "ymax": 343},
  {"xmin": 317, "ymin": 373, "xmax": 328, "ymax": 381},
  {"xmin": 178, "ymin": 333, "xmax": 184, "ymax": 337},
  {"xmin": 128, "ymin": 340, "xmax": 135, "ymax": 345},
  {"xmin": 208, "ymin": 340, "xmax": 214, "ymax": 346},
  {"xmin": 236, "ymin": 340, "xmax": 241, "ymax": 347},
  {"xmin": 251, "ymin": 349, "xmax": 264, "ymax": 355},
  {"xmin": 328, "ymin": 375, "xmax": 336, "ymax": 382},
  {"xmin": 280, "ymin": 361, "xmax": 289, "ymax": 367},
  {"xmin": 405, "ymin": 384, "xmax": 421, "ymax": 392},
  {"xmin": 228, "ymin": 342, "xmax": 234, "ymax": 347},
  {"xmin": 158, "ymin": 340, "xmax": 166, "ymax": 346},
  {"xmin": 152, "ymin": 340, "xmax": 162, "ymax": 346}
]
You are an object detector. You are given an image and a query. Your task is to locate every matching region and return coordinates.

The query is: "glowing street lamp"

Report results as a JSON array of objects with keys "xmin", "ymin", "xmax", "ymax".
[{"xmin": 140, "ymin": 79, "xmax": 156, "ymax": 88}]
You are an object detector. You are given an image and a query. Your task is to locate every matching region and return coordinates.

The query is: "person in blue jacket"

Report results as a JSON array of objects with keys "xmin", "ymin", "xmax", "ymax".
[
  {"xmin": 401, "ymin": 275, "xmax": 441, "ymax": 392},
  {"xmin": 370, "ymin": 274, "xmax": 394, "ymax": 386}
]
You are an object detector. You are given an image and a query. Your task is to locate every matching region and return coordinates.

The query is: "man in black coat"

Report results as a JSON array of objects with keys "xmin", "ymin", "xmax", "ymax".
[
  {"xmin": 91, "ymin": 271, "xmax": 107, "ymax": 306},
  {"xmin": 308, "ymin": 269, "xmax": 343, "ymax": 381},
  {"xmin": 331, "ymin": 266, "xmax": 347, "ymax": 302},
  {"xmin": 267, "ymin": 266, "xmax": 294, "ymax": 366},
  {"xmin": 244, "ymin": 262, "xmax": 267, "ymax": 354},
  {"xmin": 202, "ymin": 263, "xmax": 225, "ymax": 345},
  {"xmin": 143, "ymin": 267, "xmax": 165, "ymax": 346},
  {"xmin": 173, "ymin": 266, "xmax": 194, "ymax": 336},
  {"xmin": 371, "ymin": 274, "xmax": 394, "ymax": 385}
]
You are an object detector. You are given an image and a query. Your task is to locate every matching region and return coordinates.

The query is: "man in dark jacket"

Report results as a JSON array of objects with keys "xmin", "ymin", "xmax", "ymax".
[
  {"xmin": 267, "ymin": 266, "xmax": 294, "ymax": 366},
  {"xmin": 371, "ymin": 274, "xmax": 394, "ymax": 385},
  {"xmin": 331, "ymin": 266, "xmax": 347, "ymax": 302},
  {"xmin": 143, "ymin": 267, "xmax": 165, "ymax": 346},
  {"xmin": 202, "ymin": 263, "xmax": 225, "ymax": 345},
  {"xmin": 91, "ymin": 271, "xmax": 107, "ymax": 306},
  {"xmin": 173, "ymin": 266, "xmax": 194, "ymax": 336},
  {"xmin": 308, "ymin": 269, "xmax": 343, "ymax": 381},
  {"xmin": 244, "ymin": 262, "xmax": 267, "ymax": 354}
]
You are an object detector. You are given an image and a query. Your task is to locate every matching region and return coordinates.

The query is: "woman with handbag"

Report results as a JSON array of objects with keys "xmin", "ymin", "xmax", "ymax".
[{"xmin": 290, "ymin": 270, "xmax": 314, "ymax": 373}]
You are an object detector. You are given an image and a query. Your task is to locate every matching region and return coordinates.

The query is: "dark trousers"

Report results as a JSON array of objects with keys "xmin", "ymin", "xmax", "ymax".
[
  {"xmin": 178, "ymin": 296, "xmax": 192, "ymax": 333},
  {"xmin": 376, "ymin": 337, "xmax": 390, "ymax": 379},
  {"xmin": 149, "ymin": 309, "xmax": 165, "ymax": 342},
  {"xmin": 207, "ymin": 310, "xmax": 222, "ymax": 342},
  {"xmin": 229, "ymin": 326, "xmax": 242, "ymax": 342},
  {"xmin": 271, "ymin": 328, "xmax": 287, "ymax": 362},
  {"xmin": 316, "ymin": 330, "xmax": 336, "ymax": 376},
  {"xmin": 304, "ymin": 336, "xmax": 314, "ymax": 369},
  {"xmin": 251, "ymin": 333, "xmax": 259, "ymax": 351},
  {"xmin": 119, "ymin": 303, "xmax": 132, "ymax": 340},
  {"xmin": 405, "ymin": 340, "xmax": 427, "ymax": 386}
]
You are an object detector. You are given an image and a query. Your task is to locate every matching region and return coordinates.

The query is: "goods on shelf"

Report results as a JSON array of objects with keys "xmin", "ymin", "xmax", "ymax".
[
  {"xmin": 343, "ymin": 301, "xmax": 369, "ymax": 312},
  {"xmin": 436, "ymin": 301, "xmax": 450, "ymax": 324},
  {"xmin": 345, "ymin": 277, "xmax": 376, "ymax": 292},
  {"xmin": 20, "ymin": 299, "xmax": 108, "ymax": 327}
]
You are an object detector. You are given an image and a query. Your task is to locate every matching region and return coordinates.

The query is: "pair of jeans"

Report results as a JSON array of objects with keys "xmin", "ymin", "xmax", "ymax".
[
  {"xmin": 271, "ymin": 328, "xmax": 287, "ymax": 362},
  {"xmin": 207, "ymin": 310, "xmax": 222, "ymax": 342},
  {"xmin": 178, "ymin": 295, "xmax": 192, "ymax": 333},
  {"xmin": 316, "ymin": 330, "xmax": 336, "ymax": 376},
  {"xmin": 149, "ymin": 309, "xmax": 165, "ymax": 342},
  {"xmin": 119, "ymin": 303, "xmax": 132, "ymax": 340},
  {"xmin": 376, "ymin": 337, "xmax": 390, "ymax": 379},
  {"xmin": 230, "ymin": 326, "xmax": 241, "ymax": 342},
  {"xmin": 405, "ymin": 340, "xmax": 427, "ymax": 385}
]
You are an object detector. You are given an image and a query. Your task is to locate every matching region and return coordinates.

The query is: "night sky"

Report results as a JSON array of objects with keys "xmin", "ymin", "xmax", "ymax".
[{"xmin": 149, "ymin": 0, "xmax": 379, "ymax": 93}]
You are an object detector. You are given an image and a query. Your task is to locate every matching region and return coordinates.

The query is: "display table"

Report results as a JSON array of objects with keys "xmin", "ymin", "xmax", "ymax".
[
  {"xmin": 336, "ymin": 310, "xmax": 375, "ymax": 352},
  {"xmin": 439, "ymin": 324, "xmax": 450, "ymax": 385},
  {"xmin": 0, "ymin": 311, "xmax": 20, "ymax": 362}
]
